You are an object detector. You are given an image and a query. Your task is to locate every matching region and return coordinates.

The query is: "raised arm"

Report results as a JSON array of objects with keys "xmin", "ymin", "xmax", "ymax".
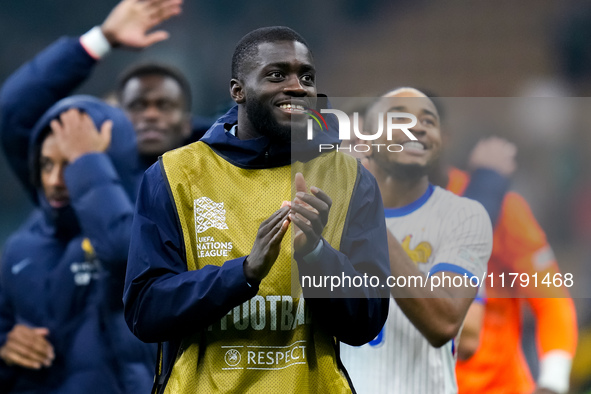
[
  {"xmin": 463, "ymin": 136, "xmax": 516, "ymax": 225},
  {"xmin": 51, "ymin": 109, "xmax": 137, "ymax": 268},
  {"xmin": 0, "ymin": 0, "xmax": 182, "ymax": 200},
  {"xmin": 457, "ymin": 136, "xmax": 516, "ymax": 358},
  {"xmin": 389, "ymin": 200, "xmax": 493, "ymax": 347}
]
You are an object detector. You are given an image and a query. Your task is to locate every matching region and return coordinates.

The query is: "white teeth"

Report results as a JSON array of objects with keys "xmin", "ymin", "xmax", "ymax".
[
  {"xmin": 402, "ymin": 141, "xmax": 425, "ymax": 150},
  {"xmin": 279, "ymin": 104, "xmax": 305, "ymax": 111}
]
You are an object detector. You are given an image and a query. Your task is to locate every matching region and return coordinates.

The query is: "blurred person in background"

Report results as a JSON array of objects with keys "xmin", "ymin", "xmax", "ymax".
[
  {"xmin": 433, "ymin": 129, "xmax": 578, "ymax": 393},
  {"xmin": 115, "ymin": 61, "xmax": 214, "ymax": 168},
  {"xmin": 0, "ymin": 0, "xmax": 211, "ymax": 199},
  {"xmin": 0, "ymin": 97, "xmax": 153, "ymax": 393},
  {"xmin": 340, "ymin": 88, "xmax": 493, "ymax": 393},
  {"xmin": 0, "ymin": 1, "xmax": 187, "ymax": 391}
]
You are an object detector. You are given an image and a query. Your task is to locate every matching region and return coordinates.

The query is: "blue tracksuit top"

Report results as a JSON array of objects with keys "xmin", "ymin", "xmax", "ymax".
[
  {"xmin": 0, "ymin": 94, "xmax": 156, "ymax": 393},
  {"xmin": 0, "ymin": 36, "xmax": 212, "ymax": 202}
]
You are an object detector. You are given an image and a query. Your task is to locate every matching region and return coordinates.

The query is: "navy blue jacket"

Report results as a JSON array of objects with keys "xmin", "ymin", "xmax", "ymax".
[
  {"xmin": 462, "ymin": 168, "xmax": 511, "ymax": 227},
  {"xmin": 0, "ymin": 96, "xmax": 154, "ymax": 393},
  {"xmin": 123, "ymin": 106, "xmax": 390, "ymax": 389},
  {"xmin": 0, "ymin": 37, "xmax": 96, "ymax": 203},
  {"xmin": 0, "ymin": 36, "xmax": 211, "ymax": 199}
]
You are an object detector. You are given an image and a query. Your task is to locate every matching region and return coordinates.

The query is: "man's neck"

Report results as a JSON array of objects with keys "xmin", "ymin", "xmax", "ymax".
[
  {"xmin": 236, "ymin": 106, "xmax": 260, "ymax": 140},
  {"xmin": 368, "ymin": 159, "xmax": 430, "ymax": 209},
  {"xmin": 427, "ymin": 159, "xmax": 449, "ymax": 189}
]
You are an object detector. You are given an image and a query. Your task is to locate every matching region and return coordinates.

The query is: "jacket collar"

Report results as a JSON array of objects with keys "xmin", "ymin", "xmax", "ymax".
[{"xmin": 200, "ymin": 102, "xmax": 340, "ymax": 169}]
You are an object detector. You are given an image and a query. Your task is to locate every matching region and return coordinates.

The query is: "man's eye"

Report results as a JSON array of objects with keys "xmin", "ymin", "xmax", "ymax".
[
  {"xmin": 269, "ymin": 72, "xmax": 283, "ymax": 79},
  {"xmin": 158, "ymin": 101, "xmax": 175, "ymax": 111},
  {"xmin": 40, "ymin": 159, "xmax": 53, "ymax": 173},
  {"xmin": 301, "ymin": 74, "xmax": 314, "ymax": 83},
  {"xmin": 127, "ymin": 101, "xmax": 145, "ymax": 111},
  {"xmin": 422, "ymin": 118, "xmax": 436, "ymax": 126}
]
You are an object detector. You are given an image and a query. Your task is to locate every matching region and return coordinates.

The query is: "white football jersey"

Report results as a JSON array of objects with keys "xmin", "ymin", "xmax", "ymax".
[{"xmin": 340, "ymin": 184, "xmax": 493, "ymax": 394}]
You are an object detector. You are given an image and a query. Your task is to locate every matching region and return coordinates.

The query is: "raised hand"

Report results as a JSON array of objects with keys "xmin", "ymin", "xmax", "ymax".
[
  {"xmin": 101, "ymin": 0, "xmax": 183, "ymax": 48},
  {"xmin": 0, "ymin": 325, "xmax": 54, "ymax": 369},
  {"xmin": 50, "ymin": 109, "xmax": 112, "ymax": 163},
  {"xmin": 243, "ymin": 206, "xmax": 291, "ymax": 284},
  {"xmin": 468, "ymin": 136, "xmax": 517, "ymax": 177},
  {"xmin": 290, "ymin": 172, "xmax": 332, "ymax": 255}
]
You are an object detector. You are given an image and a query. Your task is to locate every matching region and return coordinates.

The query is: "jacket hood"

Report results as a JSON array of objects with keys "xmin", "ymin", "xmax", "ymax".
[
  {"xmin": 200, "ymin": 99, "xmax": 340, "ymax": 169},
  {"xmin": 29, "ymin": 95, "xmax": 140, "ymax": 233}
]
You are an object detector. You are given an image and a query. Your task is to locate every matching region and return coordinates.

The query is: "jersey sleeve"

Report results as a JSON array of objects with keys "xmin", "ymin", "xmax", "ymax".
[
  {"xmin": 496, "ymin": 193, "xmax": 577, "ymax": 356},
  {"xmin": 494, "ymin": 192, "xmax": 550, "ymax": 270},
  {"xmin": 495, "ymin": 192, "xmax": 569, "ymax": 297},
  {"xmin": 527, "ymin": 297, "xmax": 577, "ymax": 356},
  {"xmin": 429, "ymin": 198, "xmax": 493, "ymax": 280}
]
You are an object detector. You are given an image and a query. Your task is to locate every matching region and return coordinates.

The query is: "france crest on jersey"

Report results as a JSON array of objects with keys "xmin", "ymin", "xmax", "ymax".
[{"xmin": 340, "ymin": 184, "xmax": 492, "ymax": 394}]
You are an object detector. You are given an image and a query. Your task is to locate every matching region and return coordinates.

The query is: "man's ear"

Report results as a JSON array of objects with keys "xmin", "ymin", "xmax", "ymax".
[{"xmin": 230, "ymin": 79, "xmax": 245, "ymax": 104}]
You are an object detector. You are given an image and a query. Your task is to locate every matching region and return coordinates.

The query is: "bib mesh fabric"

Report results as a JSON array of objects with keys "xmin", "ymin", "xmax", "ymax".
[{"xmin": 160, "ymin": 142, "xmax": 359, "ymax": 393}]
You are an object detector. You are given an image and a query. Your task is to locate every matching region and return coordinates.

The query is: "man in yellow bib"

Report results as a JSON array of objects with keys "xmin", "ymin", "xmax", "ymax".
[{"xmin": 123, "ymin": 26, "xmax": 390, "ymax": 394}]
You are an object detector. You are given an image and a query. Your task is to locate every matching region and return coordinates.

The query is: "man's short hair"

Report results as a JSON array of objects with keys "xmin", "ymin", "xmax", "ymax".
[
  {"xmin": 116, "ymin": 62, "xmax": 192, "ymax": 111},
  {"xmin": 231, "ymin": 26, "xmax": 310, "ymax": 80}
]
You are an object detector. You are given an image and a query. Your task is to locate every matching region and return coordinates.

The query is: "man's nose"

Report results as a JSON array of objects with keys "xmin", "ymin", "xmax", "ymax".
[
  {"xmin": 408, "ymin": 123, "xmax": 426, "ymax": 138},
  {"xmin": 48, "ymin": 167, "xmax": 66, "ymax": 188},
  {"xmin": 283, "ymin": 76, "xmax": 307, "ymax": 96},
  {"xmin": 142, "ymin": 104, "xmax": 161, "ymax": 119}
]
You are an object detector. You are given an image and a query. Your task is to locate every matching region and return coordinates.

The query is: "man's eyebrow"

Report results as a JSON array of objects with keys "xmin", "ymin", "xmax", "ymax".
[
  {"xmin": 389, "ymin": 105, "xmax": 407, "ymax": 112},
  {"xmin": 422, "ymin": 109, "xmax": 439, "ymax": 119},
  {"xmin": 300, "ymin": 64, "xmax": 315, "ymax": 73},
  {"xmin": 263, "ymin": 62, "xmax": 315, "ymax": 73},
  {"xmin": 389, "ymin": 106, "xmax": 439, "ymax": 120}
]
